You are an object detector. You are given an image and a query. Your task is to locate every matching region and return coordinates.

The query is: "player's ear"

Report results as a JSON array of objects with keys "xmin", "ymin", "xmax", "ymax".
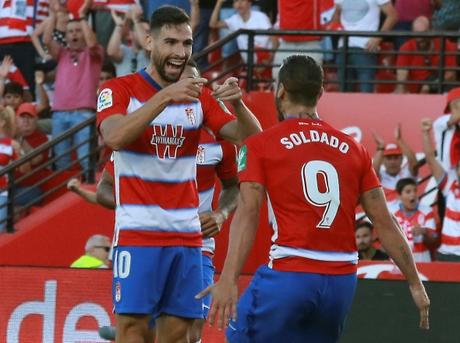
[
  {"xmin": 318, "ymin": 86, "xmax": 324, "ymax": 101},
  {"xmin": 277, "ymin": 82, "xmax": 286, "ymax": 100},
  {"xmin": 146, "ymin": 33, "xmax": 154, "ymax": 52}
]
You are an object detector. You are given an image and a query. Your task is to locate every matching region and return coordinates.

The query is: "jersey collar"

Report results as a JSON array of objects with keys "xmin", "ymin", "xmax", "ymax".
[{"xmin": 139, "ymin": 68, "xmax": 162, "ymax": 91}]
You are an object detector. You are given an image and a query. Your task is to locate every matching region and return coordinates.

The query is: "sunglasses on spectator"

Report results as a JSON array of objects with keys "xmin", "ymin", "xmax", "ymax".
[{"xmin": 95, "ymin": 246, "xmax": 111, "ymax": 252}]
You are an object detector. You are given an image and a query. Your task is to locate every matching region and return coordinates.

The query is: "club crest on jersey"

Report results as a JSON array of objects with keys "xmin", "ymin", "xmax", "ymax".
[
  {"xmin": 97, "ymin": 88, "xmax": 113, "ymax": 112},
  {"xmin": 185, "ymin": 107, "xmax": 196, "ymax": 126},
  {"xmin": 151, "ymin": 124, "xmax": 185, "ymax": 159},
  {"xmin": 115, "ymin": 281, "xmax": 121, "ymax": 302},
  {"xmin": 237, "ymin": 145, "xmax": 247, "ymax": 172},
  {"xmin": 197, "ymin": 145, "xmax": 205, "ymax": 164}
]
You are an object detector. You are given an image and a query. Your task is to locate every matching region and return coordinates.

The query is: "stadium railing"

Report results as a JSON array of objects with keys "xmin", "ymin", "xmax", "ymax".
[
  {"xmin": 0, "ymin": 116, "xmax": 101, "ymax": 233},
  {"xmin": 193, "ymin": 29, "xmax": 460, "ymax": 93}
]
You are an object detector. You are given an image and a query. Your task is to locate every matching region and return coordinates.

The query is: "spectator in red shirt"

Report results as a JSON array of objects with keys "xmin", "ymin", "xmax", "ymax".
[
  {"xmin": 15, "ymin": 102, "xmax": 52, "ymax": 206},
  {"xmin": 395, "ymin": 16, "xmax": 457, "ymax": 94},
  {"xmin": 272, "ymin": 0, "xmax": 323, "ymax": 80}
]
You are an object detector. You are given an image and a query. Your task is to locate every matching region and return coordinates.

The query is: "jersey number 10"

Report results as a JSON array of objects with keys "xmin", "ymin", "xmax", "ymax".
[{"xmin": 301, "ymin": 160, "xmax": 340, "ymax": 229}]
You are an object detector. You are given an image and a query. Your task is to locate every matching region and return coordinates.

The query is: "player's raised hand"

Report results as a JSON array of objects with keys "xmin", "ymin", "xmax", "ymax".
[
  {"xmin": 199, "ymin": 211, "xmax": 226, "ymax": 238},
  {"xmin": 420, "ymin": 118, "xmax": 432, "ymax": 133},
  {"xmin": 409, "ymin": 282, "xmax": 430, "ymax": 330},
  {"xmin": 195, "ymin": 277, "xmax": 238, "ymax": 330},
  {"xmin": 162, "ymin": 77, "xmax": 207, "ymax": 103},
  {"xmin": 212, "ymin": 77, "xmax": 242, "ymax": 103}
]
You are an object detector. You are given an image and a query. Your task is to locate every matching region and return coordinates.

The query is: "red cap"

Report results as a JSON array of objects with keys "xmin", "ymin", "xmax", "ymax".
[
  {"xmin": 444, "ymin": 87, "xmax": 460, "ymax": 113},
  {"xmin": 383, "ymin": 143, "xmax": 402, "ymax": 156},
  {"xmin": 16, "ymin": 103, "xmax": 37, "ymax": 117}
]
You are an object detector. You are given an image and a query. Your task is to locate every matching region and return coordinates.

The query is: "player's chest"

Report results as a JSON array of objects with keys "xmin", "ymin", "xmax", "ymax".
[
  {"xmin": 128, "ymin": 99, "xmax": 203, "ymax": 159},
  {"xmin": 196, "ymin": 143, "xmax": 223, "ymax": 166}
]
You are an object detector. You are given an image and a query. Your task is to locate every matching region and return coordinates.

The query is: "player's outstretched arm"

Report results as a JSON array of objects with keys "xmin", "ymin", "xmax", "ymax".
[
  {"xmin": 200, "ymin": 177, "xmax": 239, "ymax": 238},
  {"xmin": 99, "ymin": 77, "xmax": 207, "ymax": 150},
  {"xmin": 196, "ymin": 181, "xmax": 264, "ymax": 329},
  {"xmin": 67, "ymin": 179, "xmax": 98, "ymax": 205},
  {"xmin": 361, "ymin": 187, "xmax": 430, "ymax": 330},
  {"xmin": 213, "ymin": 78, "xmax": 262, "ymax": 145},
  {"xmin": 96, "ymin": 170, "xmax": 115, "ymax": 210}
]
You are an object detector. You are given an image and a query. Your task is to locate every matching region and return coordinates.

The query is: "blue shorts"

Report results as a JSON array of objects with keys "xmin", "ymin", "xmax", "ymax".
[
  {"xmin": 226, "ymin": 265, "xmax": 357, "ymax": 343},
  {"xmin": 201, "ymin": 254, "xmax": 215, "ymax": 318},
  {"xmin": 112, "ymin": 246, "xmax": 203, "ymax": 320}
]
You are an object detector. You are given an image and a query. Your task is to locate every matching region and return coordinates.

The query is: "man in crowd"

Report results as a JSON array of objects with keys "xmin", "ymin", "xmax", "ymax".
[
  {"xmin": 390, "ymin": 178, "xmax": 438, "ymax": 262},
  {"xmin": 422, "ymin": 118, "xmax": 460, "ymax": 262},
  {"xmin": 43, "ymin": 2, "xmax": 104, "ymax": 175},
  {"xmin": 198, "ymin": 55, "xmax": 429, "ymax": 341},
  {"xmin": 356, "ymin": 221, "xmax": 388, "ymax": 261},
  {"xmin": 372, "ymin": 125, "xmax": 419, "ymax": 206},
  {"xmin": 70, "ymin": 234, "xmax": 111, "ymax": 268},
  {"xmin": 15, "ymin": 102, "xmax": 52, "ymax": 206},
  {"xmin": 395, "ymin": 16, "xmax": 457, "ymax": 94},
  {"xmin": 97, "ymin": 6, "xmax": 261, "ymax": 342},
  {"xmin": 331, "ymin": 0, "xmax": 398, "ymax": 93}
]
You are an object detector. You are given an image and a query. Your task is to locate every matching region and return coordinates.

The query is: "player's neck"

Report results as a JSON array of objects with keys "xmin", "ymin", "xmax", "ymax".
[
  {"xmin": 284, "ymin": 105, "xmax": 319, "ymax": 120},
  {"xmin": 145, "ymin": 65, "xmax": 169, "ymax": 88}
]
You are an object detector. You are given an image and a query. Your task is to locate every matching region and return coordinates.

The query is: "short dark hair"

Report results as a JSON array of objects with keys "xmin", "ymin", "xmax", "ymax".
[
  {"xmin": 356, "ymin": 221, "xmax": 373, "ymax": 232},
  {"xmin": 102, "ymin": 60, "xmax": 116, "ymax": 78},
  {"xmin": 278, "ymin": 55, "xmax": 323, "ymax": 107},
  {"xmin": 396, "ymin": 178, "xmax": 417, "ymax": 194},
  {"xmin": 150, "ymin": 5, "xmax": 190, "ymax": 33},
  {"xmin": 3, "ymin": 82, "xmax": 23, "ymax": 97}
]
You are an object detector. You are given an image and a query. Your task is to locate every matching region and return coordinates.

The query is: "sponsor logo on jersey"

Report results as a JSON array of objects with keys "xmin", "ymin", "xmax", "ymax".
[
  {"xmin": 97, "ymin": 88, "xmax": 113, "ymax": 112},
  {"xmin": 151, "ymin": 124, "xmax": 185, "ymax": 159},
  {"xmin": 237, "ymin": 145, "xmax": 247, "ymax": 172},
  {"xmin": 197, "ymin": 145, "xmax": 205, "ymax": 164},
  {"xmin": 185, "ymin": 107, "xmax": 196, "ymax": 126}
]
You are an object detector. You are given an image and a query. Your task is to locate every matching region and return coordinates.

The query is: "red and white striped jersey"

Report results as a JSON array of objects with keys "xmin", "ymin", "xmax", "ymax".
[
  {"xmin": 196, "ymin": 129, "xmax": 237, "ymax": 254},
  {"xmin": 389, "ymin": 203, "xmax": 436, "ymax": 262},
  {"xmin": 438, "ymin": 176, "xmax": 460, "ymax": 256},
  {"xmin": 97, "ymin": 70, "xmax": 235, "ymax": 248},
  {"xmin": 0, "ymin": 137, "xmax": 16, "ymax": 194},
  {"xmin": 0, "ymin": 0, "xmax": 49, "ymax": 44},
  {"xmin": 379, "ymin": 164, "xmax": 412, "ymax": 205},
  {"xmin": 239, "ymin": 118, "xmax": 381, "ymax": 275}
]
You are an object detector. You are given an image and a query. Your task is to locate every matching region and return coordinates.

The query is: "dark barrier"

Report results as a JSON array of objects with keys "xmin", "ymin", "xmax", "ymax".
[{"xmin": 341, "ymin": 279, "xmax": 460, "ymax": 343}]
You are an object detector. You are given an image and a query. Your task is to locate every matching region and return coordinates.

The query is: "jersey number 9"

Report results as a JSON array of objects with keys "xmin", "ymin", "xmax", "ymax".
[{"xmin": 301, "ymin": 160, "xmax": 340, "ymax": 229}]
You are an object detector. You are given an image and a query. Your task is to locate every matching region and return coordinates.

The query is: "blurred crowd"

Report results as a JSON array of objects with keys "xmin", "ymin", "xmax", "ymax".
[{"xmin": 0, "ymin": 0, "xmax": 459, "ymax": 262}]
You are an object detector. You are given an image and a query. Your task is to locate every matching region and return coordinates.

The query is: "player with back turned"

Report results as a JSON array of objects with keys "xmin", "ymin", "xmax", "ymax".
[{"xmin": 198, "ymin": 55, "xmax": 430, "ymax": 342}]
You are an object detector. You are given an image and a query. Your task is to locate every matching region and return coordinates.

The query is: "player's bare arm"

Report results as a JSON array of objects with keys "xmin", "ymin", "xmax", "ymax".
[
  {"xmin": 421, "ymin": 118, "xmax": 445, "ymax": 182},
  {"xmin": 200, "ymin": 176, "xmax": 239, "ymax": 238},
  {"xmin": 395, "ymin": 123, "xmax": 419, "ymax": 176},
  {"xmin": 96, "ymin": 170, "xmax": 115, "ymax": 210},
  {"xmin": 67, "ymin": 178, "xmax": 98, "ymax": 204},
  {"xmin": 100, "ymin": 76, "xmax": 207, "ymax": 150},
  {"xmin": 213, "ymin": 77, "xmax": 263, "ymax": 145},
  {"xmin": 196, "ymin": 181, "xmax": 265, "ymax": 329},
  {"xmin": 360, "ymin": 187, "xmax": 430, "ymax": 330}
]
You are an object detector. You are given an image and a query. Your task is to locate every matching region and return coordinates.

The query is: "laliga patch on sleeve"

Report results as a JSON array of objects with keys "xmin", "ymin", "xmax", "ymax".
[
  {"xmin": 237, "ymin": 145, "xmax": 247, "ymax": 172},
  {"xmin": 97, "ymin": 88, "xmax": 113, "ymax": 112}
]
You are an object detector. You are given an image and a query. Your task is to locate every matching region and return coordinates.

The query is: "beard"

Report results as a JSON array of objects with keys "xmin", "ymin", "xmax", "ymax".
[{"xmin": 152, "ymin": 52, "xmax": 187, "ymax": 83}]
